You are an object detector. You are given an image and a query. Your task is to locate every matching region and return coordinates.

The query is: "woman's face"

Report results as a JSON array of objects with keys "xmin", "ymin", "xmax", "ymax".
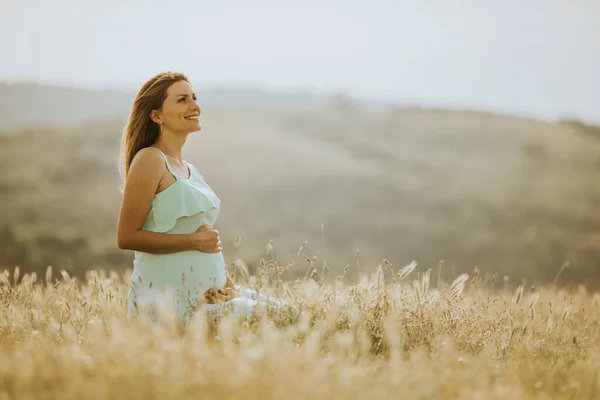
[{"xmin": 154, "ymin": 80, "xmax": 201, "ymax": 133}]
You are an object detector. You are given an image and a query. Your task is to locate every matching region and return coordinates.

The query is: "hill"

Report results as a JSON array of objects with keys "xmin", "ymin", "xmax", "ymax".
[
  {"xmin": 1, "ymin": 92, "xmax": 600, "ymax": 288},
  {"xmin": 0, "ymin": 82, "xmax": 380, "ymax": 131}
]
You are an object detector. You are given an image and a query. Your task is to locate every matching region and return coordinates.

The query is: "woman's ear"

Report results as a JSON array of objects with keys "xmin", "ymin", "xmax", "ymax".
[{"xmin": 150, "ymin": 110, "xmax": 162, "ymax": 125}]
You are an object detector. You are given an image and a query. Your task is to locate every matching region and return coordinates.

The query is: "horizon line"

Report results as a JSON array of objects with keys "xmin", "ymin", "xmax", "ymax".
[{"xmin": 1, "ymin": 79, "xmax": 599, "ymax": 127}]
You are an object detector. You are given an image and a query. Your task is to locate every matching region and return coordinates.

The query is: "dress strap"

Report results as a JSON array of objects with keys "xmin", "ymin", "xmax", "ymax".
[
  {"xmin": 152, "ymin": 148, "xmax": 182, "ymax": 181},
  {"xmin": 183, "ymin": 161, "xmax": 200, "ymax": 179}
]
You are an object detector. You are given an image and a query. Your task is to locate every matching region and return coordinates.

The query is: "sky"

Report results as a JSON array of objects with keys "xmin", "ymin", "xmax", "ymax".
[{"xmin": 1, "ymin": 0, "xmax": 599, "ymax": 123}]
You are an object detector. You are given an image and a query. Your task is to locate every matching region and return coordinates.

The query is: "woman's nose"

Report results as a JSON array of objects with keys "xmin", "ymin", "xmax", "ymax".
[{"xmin": 191, "ymin": 101, "xmax": 201, "ymax": 114}]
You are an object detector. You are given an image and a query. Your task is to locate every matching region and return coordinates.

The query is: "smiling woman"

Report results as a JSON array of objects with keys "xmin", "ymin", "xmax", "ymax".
[{"xmin": 116, "ymin": 72, "xmax": 284, "ymax": 327}]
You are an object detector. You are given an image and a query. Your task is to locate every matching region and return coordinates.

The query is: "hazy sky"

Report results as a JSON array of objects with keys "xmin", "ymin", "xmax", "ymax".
[{"xmin": 2, "ymin": 0, "xmax": 599, "ymax": 122}]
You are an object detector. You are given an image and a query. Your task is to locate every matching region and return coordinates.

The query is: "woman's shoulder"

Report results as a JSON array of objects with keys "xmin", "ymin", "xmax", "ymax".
[
  {"xmin": 129, "ymin": 147, "xmax": 167, "ymax": 177},
  {"xmin": 132, "ymin": 146, "xmax": 164, "ymax": 164}
]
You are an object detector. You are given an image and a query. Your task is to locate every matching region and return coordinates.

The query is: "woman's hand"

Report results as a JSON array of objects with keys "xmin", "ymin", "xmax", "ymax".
[
  {"xmin": 203, "ymin": 287, "xmax": 239, "ymax": 304},
  {"xmin": 219, "ymin": 287, "xmax": 239, "ymax": 301},
  {"xmin": 192, "ymin": 225, "xmax": 221, "ymax": 253}
]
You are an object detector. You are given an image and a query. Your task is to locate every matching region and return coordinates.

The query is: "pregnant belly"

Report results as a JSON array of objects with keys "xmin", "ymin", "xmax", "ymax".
[
  {"xmin": 167, "ymin": 250, "xmax": 227, "ymax": 293},
  {"xmin": 132, "ymin": 250, "xmax": 227, "ymax": 295}
]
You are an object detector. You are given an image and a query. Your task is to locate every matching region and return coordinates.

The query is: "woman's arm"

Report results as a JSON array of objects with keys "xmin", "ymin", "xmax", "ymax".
[{"xmin": 116, "ymin": 149, "xmax": 219, "ymax": 254}]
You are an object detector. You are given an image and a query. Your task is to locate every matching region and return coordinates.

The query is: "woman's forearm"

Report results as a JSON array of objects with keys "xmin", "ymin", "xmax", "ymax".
[{"xmin": 118, "ymin": 230, "xmax": 196, "ymax": 254}]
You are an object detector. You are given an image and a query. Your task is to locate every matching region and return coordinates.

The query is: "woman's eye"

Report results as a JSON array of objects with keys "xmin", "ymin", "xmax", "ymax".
[{"xmin": 179, "ymin": 98, "xmax": 186, "ymax": 102}]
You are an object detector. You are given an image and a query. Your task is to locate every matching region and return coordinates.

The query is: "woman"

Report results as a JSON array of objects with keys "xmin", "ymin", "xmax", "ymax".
[{"xmin": 117, "ymin": 72, "xmax": 282, "ymax": 325}]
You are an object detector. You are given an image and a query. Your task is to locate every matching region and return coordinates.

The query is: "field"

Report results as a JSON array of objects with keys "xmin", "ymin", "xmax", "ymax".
[{"xmin": 0, "ymin": 265, "xmax": 599, "ymax": 399}]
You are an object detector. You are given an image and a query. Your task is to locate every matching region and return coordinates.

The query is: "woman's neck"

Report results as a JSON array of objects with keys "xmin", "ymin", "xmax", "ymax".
[{"xmin": 153, "ymin": 131, "xmax": 187, "ymax": 162}]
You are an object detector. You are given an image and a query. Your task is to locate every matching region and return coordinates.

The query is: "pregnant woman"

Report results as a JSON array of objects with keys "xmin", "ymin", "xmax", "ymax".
[{"xmin": 117, "ymin": 72, "xmax": 282, "ymax": 326}]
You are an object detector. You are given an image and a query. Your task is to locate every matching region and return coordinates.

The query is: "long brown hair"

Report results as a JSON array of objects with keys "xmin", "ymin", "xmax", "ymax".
[{"xmin": 119, "ymin": 71, "xmax": 189, "ymax": 189}]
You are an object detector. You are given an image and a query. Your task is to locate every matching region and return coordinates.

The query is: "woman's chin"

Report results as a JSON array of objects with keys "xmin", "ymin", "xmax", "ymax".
[{"xmin": 184, "ymin": 125, "xmax": 201, "ymax": 134}]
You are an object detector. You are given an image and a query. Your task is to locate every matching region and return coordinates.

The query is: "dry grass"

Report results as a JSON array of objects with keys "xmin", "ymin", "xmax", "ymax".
[{"xmin": 1, "ymin": 261, "xmax": 599, "ymax": 399}]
